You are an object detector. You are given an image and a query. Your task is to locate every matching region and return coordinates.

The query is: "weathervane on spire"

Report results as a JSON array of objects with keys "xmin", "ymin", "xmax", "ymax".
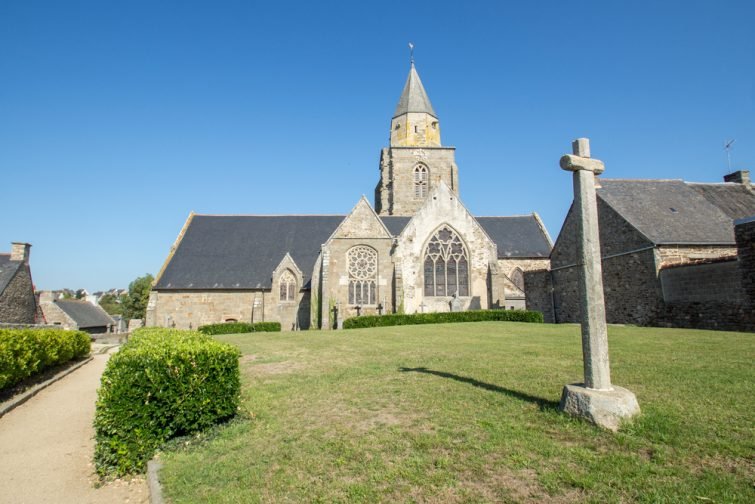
[{"xmin": 409, "ymin": 42, "xmax": 415, "ymax": 65}]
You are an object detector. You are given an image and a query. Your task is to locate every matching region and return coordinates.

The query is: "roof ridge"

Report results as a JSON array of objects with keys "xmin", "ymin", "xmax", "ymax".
[
  {"xmin": 476, "ymin": 214, "xmax": 535, "ymax": 218},
  {"xmin": 194, "ymin": 213, "xmax": 347, "ymax": 217},
  {"xmin": 600, "ymin": 178, "xmax": 685, "ymax": 182}
]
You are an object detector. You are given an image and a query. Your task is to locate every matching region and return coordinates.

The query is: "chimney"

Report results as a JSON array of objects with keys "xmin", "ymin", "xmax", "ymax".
[
  {"xmin": 10, "ymin": 242, "xmax": 31, "ymax": 264},
  {"xmin": 724, "ymin": 170, "xmax": 751, "ymax": 185}
]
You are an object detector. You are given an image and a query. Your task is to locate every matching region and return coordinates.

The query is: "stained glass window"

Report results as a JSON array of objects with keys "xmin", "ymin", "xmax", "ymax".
[
  {"xmin": 348, "ymin": 246, "xmax": 378, "ymax": 305},
  {"xmin": 423, "ymin": 226, "xmax": 469, "ymax": 297}
]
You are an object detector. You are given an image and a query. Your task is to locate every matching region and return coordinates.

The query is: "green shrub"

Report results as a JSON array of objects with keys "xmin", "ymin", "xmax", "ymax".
[
  {"xmin": 198, "ymin": 321, "xmax": 281, "ymax": 335},
  {"xmin": 342, "ymin": 309, "xmax": 544, "ymax": 329},
  {"xmin": 93, "ymin": 327, "xmax": 241, "ymax": 476},
  {"xmin": 0, "ymin": 328, "xmax": 91, "ymax": 391}
]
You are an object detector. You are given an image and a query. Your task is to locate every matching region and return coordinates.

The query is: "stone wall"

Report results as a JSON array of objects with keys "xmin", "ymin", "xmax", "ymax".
[
  {"xmin": 660, "ymin": 260, "xmax": 743, "ymax": 303},
  {"xmin": 550, "ymin": 199, "xmax": 663, "ymax": 325},
  {"xmin": 375, "ymin": 146, "xmax": 459, "ymax": 216},
  {"xmin": 497, "ymin": 258, "xmax": 550, "ymax": 310},
  {"xmin": 0, "ymin": 264, "xmax": 37, "ymax": 324},
  {"xmin": 657, "ymin": 245, "xmax": 737, "ymax": 268},
  {"xmin": 736, "ymin": 217, "xmax": 755, "ymax": 307},
  {"xmin": 524, "ymin": 269, "xmax": 554, "ymax": 322},
  {"xmin": 147, "ymin": 289, "xmax": 311, "ymax": 331}
]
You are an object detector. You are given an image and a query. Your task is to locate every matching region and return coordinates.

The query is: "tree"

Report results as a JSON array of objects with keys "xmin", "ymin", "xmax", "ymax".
[
  {"xmin": 99, "ymin": 293, "xmax": 124, "ymax": 316},
  {"xmin": 122, "ymin": 274, "xmax": 154, "ymax": 320}
]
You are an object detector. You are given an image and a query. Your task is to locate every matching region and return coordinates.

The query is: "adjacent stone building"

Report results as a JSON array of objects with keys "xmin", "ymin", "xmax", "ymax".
[
  {"xmin": 39, "ymin": 292, "xmax": 116, "ymax": 334},
  {"xmin": 528, "ymin": 171, "xmax": 755, "ymax": 330},
  {"xmin": 0, "ymin": 242, "xmax": 38, "ymax": 324},
  {"xmin": 148, "ymin": 62, "xmax": 553, "ymax": 330}
]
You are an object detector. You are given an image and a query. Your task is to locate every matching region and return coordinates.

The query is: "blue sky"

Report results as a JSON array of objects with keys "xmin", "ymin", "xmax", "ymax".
[{"xmin": 1, "ymin": 1, "xmax": 753, "ymax": 291}]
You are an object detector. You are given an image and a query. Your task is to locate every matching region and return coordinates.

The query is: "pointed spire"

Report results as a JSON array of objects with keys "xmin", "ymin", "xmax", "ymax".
[{"xmin": 393, "ymin": 62, "xmax": 437, "ymax": 119}]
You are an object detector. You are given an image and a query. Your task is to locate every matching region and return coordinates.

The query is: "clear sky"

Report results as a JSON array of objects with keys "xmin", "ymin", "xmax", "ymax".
[{"xmin": 1, "ymin": 1, "xmax": 753, "ymax": 291}]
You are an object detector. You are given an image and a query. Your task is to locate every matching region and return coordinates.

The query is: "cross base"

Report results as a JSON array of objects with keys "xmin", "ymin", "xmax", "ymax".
[{"xmin": 559, "ymin": 383, "xmax": 640, "ymax": 432}]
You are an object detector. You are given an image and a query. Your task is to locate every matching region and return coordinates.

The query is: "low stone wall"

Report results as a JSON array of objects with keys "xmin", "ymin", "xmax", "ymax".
[
  {"xmin": 660, "ymin": 260, "xmax": 743, "ymax": 303},
  {"xmin": 0, "ymin": 323, "xmax": 60, "ymax": 329},
  {"xmin": 655, "ymin": 301, "xmax": 752, "ymax": 332}
]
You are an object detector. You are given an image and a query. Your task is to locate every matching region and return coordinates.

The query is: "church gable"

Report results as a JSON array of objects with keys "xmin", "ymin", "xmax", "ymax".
[
  {"xmin": 328, "ymin": 196, "xmax": 392, "ymax": 241},
  {"xmin": 394, "ymin": 181, "xmax": 500, "ymax": 313}
]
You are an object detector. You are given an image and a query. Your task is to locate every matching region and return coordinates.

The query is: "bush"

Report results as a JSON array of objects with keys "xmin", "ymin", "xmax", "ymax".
[
  {"xmin": 342, "ymin": 309, "xmax": 544, "ymax": 329},
  {"xmin": 198, "ymin": 321, "xmax": 281, "ymax": 335},
  {"xmin": 0, "ymin": 328, "xmax": 91, "ymax": 391},
  {"xmin": 93, "ymin": 327, "xmax": 241, "ymax": 476}
]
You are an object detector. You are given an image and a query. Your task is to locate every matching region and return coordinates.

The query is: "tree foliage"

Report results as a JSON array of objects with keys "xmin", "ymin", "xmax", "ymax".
[
  {"xmin": 98, "ymin": 293, "xmax": 124, "ymax": 316},
  {"xmin": 122, "ymin": 274, "xmax": 154, "ymax": 320}
]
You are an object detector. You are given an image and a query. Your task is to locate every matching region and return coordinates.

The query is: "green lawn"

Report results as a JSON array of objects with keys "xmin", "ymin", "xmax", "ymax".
[{"xmin": 158, "ymin": 322, "xmax": 754, "ymax": 503}]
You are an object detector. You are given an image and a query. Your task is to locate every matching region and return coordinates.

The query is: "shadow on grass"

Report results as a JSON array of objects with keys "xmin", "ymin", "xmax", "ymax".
[{"xmin": 399, "ymin": 367, "xmax": 559, "ymax": 411}]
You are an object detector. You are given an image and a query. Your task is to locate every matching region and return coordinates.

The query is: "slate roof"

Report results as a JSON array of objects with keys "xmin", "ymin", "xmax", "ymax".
[
  {"xmin": 0, "ymin": 254, "xmax": 22, "ymax": 297},
  {"xmin": 477, "ymin": 216, "xmax": 553, "ymax": 258},
  {"xmin": 155, "ymin": 213, "xmax": 553, "ymax": 291},
  {"xmin": 596, "ymin": 179, "xmax": 755, "ymax": 244},
  {"xmin": 688, "ymin": 182, "xmax": 755, "ymax": 220},
  {"xmin": 155, "ymin": 215, "xmax": 344, "ymax": 290},
  {"xmin": 393, "ymin": 63, "xmax": 437, "ymax": 119},
  {"xmin": 55, "ymin": 300, "xmax": 115, "ymax": 329}
]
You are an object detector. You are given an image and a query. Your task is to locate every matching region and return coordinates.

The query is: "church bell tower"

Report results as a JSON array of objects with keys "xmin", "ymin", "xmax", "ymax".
[{"xmin": 375, "ymin": 60, "xmax": 459, "ymax": 216}]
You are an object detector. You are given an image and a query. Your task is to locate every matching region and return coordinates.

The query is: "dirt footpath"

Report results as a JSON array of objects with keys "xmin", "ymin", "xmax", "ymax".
[{"xmin": 0, "ymin": 351, "xmax": 148, "ymax": 504}]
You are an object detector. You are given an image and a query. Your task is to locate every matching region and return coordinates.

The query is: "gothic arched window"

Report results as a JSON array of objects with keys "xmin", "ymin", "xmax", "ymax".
[
  {"xmin": 348, "ymin": 246, "xmax": 377, "ymax": 305},
  {"xmin": 414, "ymin": 164, "xmax": 428, "ymax": 199},
  {"xmin": 424, "ymin": 226, "xmax": 469, "ymax": 297},
  {"xmin": 279, "ymin": 269, "xmax": 296, "ymax": 302},
  {"xmin": 510, "ymin": 267, "xmax": 525, "ymax": 292}
]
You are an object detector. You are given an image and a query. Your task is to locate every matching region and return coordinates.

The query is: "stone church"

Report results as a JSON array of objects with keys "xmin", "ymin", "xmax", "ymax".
[{"xmin": 147, "ymin": 62, "xmax": 552, "ymax": 330}]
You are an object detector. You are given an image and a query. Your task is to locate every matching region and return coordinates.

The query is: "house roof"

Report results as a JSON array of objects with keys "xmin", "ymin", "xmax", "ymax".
[
  {"xmin": 55, "ymin": 300, "xmax": 115, "ymax": 329},
  {"xmin": 155, "ymin": 212, "xmax": 553, "ymax": 291},
  {"xmin": 393, "ymin": 63, "xmax": 437, "ymax": 119},
  {"xmin": 155, "ymin": 215, "xmax": 344, "ymax": 290},
  {"xmin": 596, "ymin": 179, "xmax": 755, "ymax": 245},
  {"xmin": 0, "ymin": 254, "xmax": 22, "ymax": 297},
  {"xmin": 476, "ymin": 216, "xmax": 553, "ymax": 258}
]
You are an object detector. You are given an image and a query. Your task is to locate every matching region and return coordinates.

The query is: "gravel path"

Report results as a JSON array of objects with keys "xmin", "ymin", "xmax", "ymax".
[{"xmin": 0, "ymin": 350, "xmax": 148, "ymax": 504}]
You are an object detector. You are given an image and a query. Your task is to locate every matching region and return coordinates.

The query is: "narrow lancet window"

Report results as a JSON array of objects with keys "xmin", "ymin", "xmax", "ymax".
[{"xmin": 414, "ymin": 164, "xmax": 428, "ymax": 199}]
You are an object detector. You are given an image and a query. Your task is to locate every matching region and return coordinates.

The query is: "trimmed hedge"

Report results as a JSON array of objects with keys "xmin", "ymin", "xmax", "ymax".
[
  {"xmin": 198, "ymin": 321, "xmax": 281, "ymax": 335},
  {"xmin": 94, "ymin": 327, "xmax": 241, "ymax": 476},
  {"xmin": 342, "ymin": 309, "xmax": 544, "ymax": 329},
  {"xmin": 0, "ymin": 328, "xmax": 91, "ymax": 391}
]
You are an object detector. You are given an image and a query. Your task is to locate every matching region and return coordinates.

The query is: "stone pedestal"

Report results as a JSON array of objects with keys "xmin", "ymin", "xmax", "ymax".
[{"xmin": 560, "ymin": 383, "xmax": 640, "ymax": 432}]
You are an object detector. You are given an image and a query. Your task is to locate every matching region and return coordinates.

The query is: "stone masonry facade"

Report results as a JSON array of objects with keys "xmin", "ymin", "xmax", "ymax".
[
  {"xmin": 0, "ymin": 263, "xmax": 37, "ymax": 324},
  {"xmin": 0, "ymin": 243, "xmax": 37, "ymax": 324}
]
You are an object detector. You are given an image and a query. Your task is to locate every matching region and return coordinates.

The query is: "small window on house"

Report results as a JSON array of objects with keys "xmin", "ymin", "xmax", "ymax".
[
  {"xmin": 414, "ymin": 164, "xmax": 428, "ymax": 199},
  {"xmin": 432, "ymin": 121, "xmax": 438, "ymax": 129},
  {"xmin": 395, "ymin": 123, "xmax": 400, "ymax": 130},
  {"xmin": 279, "ymin": 269, "xmax": 296, "ymax": 302},
  {"xmin": 225, "ymin": 318, "xmax": 238, "ymax": 323},
  {"xmin": 414, "ymin": 125, "xmax": 418, "ymax": 133}
]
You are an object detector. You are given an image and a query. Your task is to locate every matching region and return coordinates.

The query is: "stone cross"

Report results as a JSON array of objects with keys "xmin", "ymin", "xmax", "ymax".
[
  {"xmin": 559, "ymin": 138, "xmax": 610, "ymax": 390},
  {"xmin": 558, "ymin": 138, "xmax": 640, "ymax": 431}
]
